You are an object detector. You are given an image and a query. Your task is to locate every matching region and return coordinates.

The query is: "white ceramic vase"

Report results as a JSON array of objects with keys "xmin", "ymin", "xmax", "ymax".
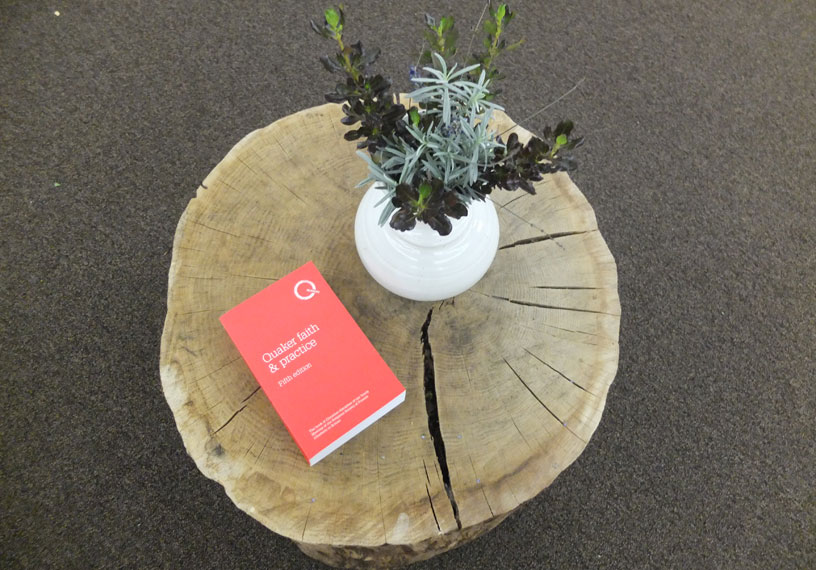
[{"xmin": 354, "ymin": 183, "xmax": 500, "ymax": 302}]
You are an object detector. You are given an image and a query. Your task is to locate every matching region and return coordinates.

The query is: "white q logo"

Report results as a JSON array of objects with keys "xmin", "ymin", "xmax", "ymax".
[{"xmin": 294, "ymin": 280, "xmax": 319, "ymax": 301}]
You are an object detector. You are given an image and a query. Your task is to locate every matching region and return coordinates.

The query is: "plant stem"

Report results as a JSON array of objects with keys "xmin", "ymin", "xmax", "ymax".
[
  {"xmin": 333, "ymin": 31, "xmax": 360, "ymax": 82},
  {"xmin": 486, "ymin": 22, "xmax": 502, "ymax": 73},
  {"xmin": 498, "ymin": 78, "xmax": 586, "ymax": 137},
  {"xmin": 466, "ymin": 2, "xmax": 490, "ymax": 58}
]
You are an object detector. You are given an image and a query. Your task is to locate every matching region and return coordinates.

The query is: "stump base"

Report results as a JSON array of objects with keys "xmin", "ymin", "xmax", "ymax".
[{"xmin": 296, "ymin": 513, "xmax": 510, "ymax": 569}]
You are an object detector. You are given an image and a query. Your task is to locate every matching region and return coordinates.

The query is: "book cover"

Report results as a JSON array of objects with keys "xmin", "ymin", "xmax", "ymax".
[{"xmin": 219, "ymin": 261, "xmax": 405, "ymax": 465}]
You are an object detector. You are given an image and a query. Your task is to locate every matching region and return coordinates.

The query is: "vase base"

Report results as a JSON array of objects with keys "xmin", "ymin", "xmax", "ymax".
[{"xmin": 354, "ymin": 183, "xmax": 500, "ymax": 302}]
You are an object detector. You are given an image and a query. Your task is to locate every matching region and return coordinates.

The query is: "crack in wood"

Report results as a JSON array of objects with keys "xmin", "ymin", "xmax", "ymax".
[
  {"xmin": 189, "ymin": 219, "xmax": 241, "ymax": 239},
  {"xmin": 438, "ymin": 297, "xmax": 456, "ymax": 310},
  {"xmin": 220, "ymin": 175, "xmax": 306, "ymax": 212},
  {"xmin": 463, "ymin": 364, "xmax": 474, "ymax": 388},
  {"xmin": 494, "ymin": 202, "xmax": 547, "ymax": 231},
  {"xmin": 328, "ymin": 118, "xmax": 343, "ymax": 145},
  {"xmin": 510, "ymin": 416, "xmax": 535, "ymax": 452},
  {"xmin": 241, "ymin": 386, "xmax": 261, "ymax": 404},
  {"xmin": 499, "ymin": 230, "xmax": 588, "ymax": 250},
  {"xmin": 523, "ymin": 322, "xmax": 616, "ymax": 345},
  {"xmin": 249, "ymin": 150, "xmax": 308, "ymax": 204},
  {"xmin": 181, "ymin": 345, "xmax": 198, "ymax": 356},
  {"xmin": 517, "ymin": 323, "xmax": 601, "ymax": 343},
  {"xmin": 254, "ymin": 436, "xmax": 271, "ymax": 466},
  {"xmin": 301, "ymin": 501, "xmax": 312, "ymax": 541},
  {"xmin": 504, "ymin": 358, "xmax": 562, "ymax": 424},
  {"xmin": 421, "ymin": 308, "xmax": 462, "ymax": 531},
  {"xmin": 496, "ymin": 193, "xmax": 529, "ymax": 210},
  {"xmin": 503, "ymin": 359, "xmax": 586, "ymax": 443},
  {"xmin": 482, "ymin": 489, "xmax": 495, "ymax": 518},
  {"xmin": 523, "ymin": 348, "xmax": 595, "ymax": 396},
  {"xmin": 213, "ymin": 404, "xmax": 248, "ymax": 435},
  {"xmin": 425, "ymin": 485, "xmax": 442, "ymax": 533},
  {"xmin": 243, "ymin": 442, "xmax": 254, "ymax": 459},
  {"xmin": 235, "ymin": 154, "xmax": 271, "ymax": 182},
  {"xmin": 468, "ymin": 455, "xmax": 495, "ymax": 518},
  {"xmin": 178, "ymin": 308, "xmax": 222, "ymax": 316},
  {"xmin": 493, "ymin": 203, "xmax": 567, "ymax": 249},
  {"xmin": 271, "ymin": 132, "xmax": 294, "ymax": 160},
  {"xmin": 482, "ymin": 293, "xmax": 618, "ymax": 316},
  {"xmin": 193, "ymin": 356, "xmax": 242, "ymax": 383}
]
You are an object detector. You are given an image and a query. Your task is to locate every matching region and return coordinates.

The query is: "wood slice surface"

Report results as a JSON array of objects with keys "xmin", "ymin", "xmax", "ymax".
[{"xmin": 160, "ymin": 102, "xmax": 620, "ymax": 568}]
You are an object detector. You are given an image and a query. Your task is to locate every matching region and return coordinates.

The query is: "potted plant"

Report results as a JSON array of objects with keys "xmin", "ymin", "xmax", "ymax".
[{"xmin": 312, "ymin": 3, "xmax": 583, "ymax": 301}]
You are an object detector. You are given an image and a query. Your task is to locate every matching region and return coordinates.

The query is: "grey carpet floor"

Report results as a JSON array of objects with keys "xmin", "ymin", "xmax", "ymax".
[{"xmin": 2, "ymin": 1, "xmax": 814, "ymax": 568}]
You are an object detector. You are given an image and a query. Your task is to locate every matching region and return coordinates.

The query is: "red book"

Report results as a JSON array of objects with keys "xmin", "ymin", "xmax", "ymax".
[{"xmin": 219, "ymin": 261, "xmax": 405, "ymax": 465}]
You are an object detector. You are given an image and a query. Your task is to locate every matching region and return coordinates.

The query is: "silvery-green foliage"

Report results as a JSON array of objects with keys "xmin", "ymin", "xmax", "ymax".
[
  {"xmin": 357, "ymin": 53, "xmax": 506, "ymax": 223},
  {"xmin": 316, "ymin": 5, "xmax": 583, "ymax": 235}
]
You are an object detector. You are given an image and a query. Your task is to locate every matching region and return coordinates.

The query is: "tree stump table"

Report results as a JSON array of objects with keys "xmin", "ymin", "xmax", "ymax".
[{"xmin": 160, "ymin": 102, "xmax": 620, "ymax": 568}]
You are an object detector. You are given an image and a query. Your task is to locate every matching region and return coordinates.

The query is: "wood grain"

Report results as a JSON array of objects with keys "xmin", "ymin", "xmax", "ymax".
[{"xmin": 160, "ymin": 102, "xmax": 620, "ymax": 567}]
